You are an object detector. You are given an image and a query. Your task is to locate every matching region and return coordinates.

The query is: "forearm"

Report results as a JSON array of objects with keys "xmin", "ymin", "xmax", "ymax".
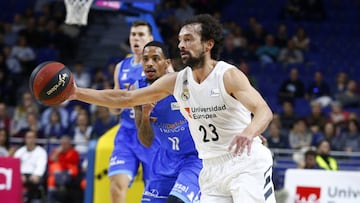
[
  {"xmin": 74, "ymin": 88, "xmax": 132, "ymax": 109},
  {"xmin": 137, "ymin": 114, "xmax": 155, "ymax": 147},
  {"xmin": 243, "ymin": 103, "xmax": 273, "ymax": 137}
]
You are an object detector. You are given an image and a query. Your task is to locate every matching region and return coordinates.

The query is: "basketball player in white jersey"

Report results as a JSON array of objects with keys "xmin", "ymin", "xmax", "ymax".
[{"xmin": 70, "ymin": 14, "xmax": 276, "ymax": 203}]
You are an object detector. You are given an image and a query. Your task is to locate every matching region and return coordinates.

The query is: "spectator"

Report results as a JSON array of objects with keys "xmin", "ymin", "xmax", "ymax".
[
  {"xmin": 316, "ymin": 139, "xmax": 338, "ymax": 170},
  {"xmin": 92, "ymin": 106, "xmax": 118, "ymax": 139},
  {"xmin": 274, "ymin": 23, "xmax": 289, "ymax": 48},
  {"xmin": 322, "ymin": 122, "xmax": 342, "ymax": 151},
  {"xmin": 306, "ymin": 71, "xmax": 331, "ymax": 104},
  {"xmin": 0, "ymin": 58, "xmax": 17, "ymax": 105},
  {"xmin": 264, "ymin": 122, "xmax": 289, "ymax": 148},
  {"xmin": 255, "ymin": 34, "xmax": 280, "ymax": 64},
  {"xmin": 278, "ymin": 68, "xmax": 305, "ymax": 104},
  {"xmin": 0, "ymin": 102, "xmax": 11, "ymax": 132},
  {"xmin": 220, "ymin": 32, "xmax": 244, "ymax": 65},
  {"xmin": 292, "ymin": 27, "xmax": 310, "ymax": 51},
  {"xmin": 10, "ymin": 35, "xmax": 36, "ymax": 76},
  {"xmin": 91, "ymin": 68, "xmax": 109, "ymax": 90},
  {"xmin": 289, "ymin": 119, "xmax": 313, "ymax": 150},
  {"xmin": 47, "ymin": 135, "xmax": 80, "ymax": 202},
  {"xmin": 41, "ymin": 106, "xmax": 69, "ymax": 130},
  {"xmin": 41, "ymin": 109, "xmax": 67, "ymax": 139},
  {"xmin": 306, "ymin": 101, "xmax": 327, "ymax": 131},
  {"xmin": 3, "ymin": 23, "xmax": 18, "ymax": 46},
  {"xmin": 3, "ymin": 46, "xmax": 23, "ymax": 81},
  {"xmin": 14, "ymin": 130, "xmax": 48, "ymax": 203},
  {"xmin": 71, "ymin": 111, "xmax": 92, "ymax": 156},
  {"xmin": 336, "ymin": 80, "xmax": 360, "ymax": 108},
  {"xmin": 247, "ymin": 23, "xmax": 266, "ymax": 51},
  {"xmin": 330, "ymin": 71, "xmax": 348, "ymax": 99},
  {"xmin": 18, "ymin": 17, "xmax": 41, "ymax": 48},
  {"xmin": 303, "ymin": 150, "xmax": 320, "ymax": 169},
  {"xmin": 16, "ymin": 111, "xmax": 43, "ymax": 139},
  {"xmin": 277, "ymin": 39, "xmax": 304, "ymax": 65},
  {"xmin": 279, "ymin": 101, "xmax": 299, "ymax": 131},
  {"xmin": 239, "ymin": 61, "xmax": 258, "ymax": 88},
  {"xmin": 72, "ymin": 61, "xmax": 91, "ymax": 88},
  {"xmin": 342, "ymin": 120, "xmax": 360, "ymax": 152},
  {"xmin": 328, "ymin": 101, "xmax": 350, "ymax": 126},
  {"xmin": 0, "ymin": 128, "xmax": 9, "ymax": 156},
  {"xmin": 11, "ymin": 92, "xmax": 39, "ymax": 137}
]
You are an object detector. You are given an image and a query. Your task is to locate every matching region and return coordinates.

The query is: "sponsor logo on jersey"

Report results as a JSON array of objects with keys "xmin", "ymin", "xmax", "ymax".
[
  {"xmin": 154, "ymin": 119, "xmax": 187, "ymax": 133},
  {"xmin": 143, "ymin": 189, "xmax": 167, "ymax": 199},
  {"xmin": 171, "ymin": 102, "xmax": 180, "ymax": 110},
  {"xmin": 210, "ymin": 88, "xmax": 220, "ymax": 97},
  {"xmin": 109, "ymin": 156, "xmax": 125, "ymax": 166},
  {"xmin": 173, "ymin": 183, "xmax": 189, "ymax": 193},
  {"xmin": 295, "ymin": 186, "xmax": 321, "ymax": 203},
  {"xmin": 184, "ymin": 107, "xmax": 192, "ymax": 118},
  {"xmin": 187, "ymin": 105, "xmax": 227, "ymax": 119}
]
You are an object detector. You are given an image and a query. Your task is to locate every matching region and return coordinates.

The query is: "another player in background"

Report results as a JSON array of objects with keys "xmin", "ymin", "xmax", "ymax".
[
  {"xmin": 134, "ymin": 41, "xmax": 201, "ymax": 203},
  {"xmin": 70, "ymin": 14, "xmax": 276, "ymax": 203},
  {"xmin": 108, "ymin": 20, "xmax": 156, "ymax": 203}
]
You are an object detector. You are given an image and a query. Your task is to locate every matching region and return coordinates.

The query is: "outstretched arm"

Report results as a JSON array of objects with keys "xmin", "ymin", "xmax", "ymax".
[{"xmin": 70, "ymin": 72, "xmax": 177, "ymax": 109}]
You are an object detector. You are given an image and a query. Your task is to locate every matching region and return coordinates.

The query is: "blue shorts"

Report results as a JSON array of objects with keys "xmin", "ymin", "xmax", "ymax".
[
  {"xmin": 108, "ymin": 126, "xmax": 158, "ymax": 186},
  {"xmin": 141, "ymin": 149, "xmax": 202, "ymax": 203}
]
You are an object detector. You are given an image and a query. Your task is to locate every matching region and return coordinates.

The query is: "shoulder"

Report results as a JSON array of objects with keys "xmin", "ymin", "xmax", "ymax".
[
  {"xmin": 14, "ymin": 146, "xmax": 25, "ymax": 155},
  {"xmin": 36, "ymin": 146, "xmax": 47, "ymax": 154}
]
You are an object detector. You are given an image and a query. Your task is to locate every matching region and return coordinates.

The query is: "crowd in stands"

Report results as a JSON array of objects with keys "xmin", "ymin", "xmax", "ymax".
[{"xmin": 0, "ymin": 0, "xmax": 360, "ymax": 202}]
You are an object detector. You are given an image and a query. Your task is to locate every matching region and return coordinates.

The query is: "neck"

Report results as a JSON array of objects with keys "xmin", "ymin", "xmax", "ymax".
[
  {"xmin": 27, "ymin": 145, "xmax": 36, "ymax": 151},
  {"xmin": 193, "ymin": 59, "xmax": 217, "ymax": 83},
  {"xmin": 133, "ymin": 55, "xmax": 142, "ymax": 64}
]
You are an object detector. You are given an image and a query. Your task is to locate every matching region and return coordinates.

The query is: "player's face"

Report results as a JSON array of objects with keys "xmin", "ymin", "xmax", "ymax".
[
  {"xmin": 129, "ymin": 25, "xmax": 153, "ymax": 55},
  {"xmin": 178, "ymin": 24, "xmax": 206, "ymax": 69},
  {"xmin": 142, "ymin": 46, "xmax": 169, "ymax": 83}
]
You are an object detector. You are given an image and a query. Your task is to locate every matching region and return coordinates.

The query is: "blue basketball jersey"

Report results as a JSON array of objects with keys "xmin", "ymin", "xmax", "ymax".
[
  {"xmin": 137, "ymin": 78, "xmax": 197, "ymax": 155},
  {"xmin": 118, "ymin": 56, "xmax": 144, "ymax": 129},
  {"xmin": 138, "ymin": 78, "xmax": 201, "ymax": 203}
]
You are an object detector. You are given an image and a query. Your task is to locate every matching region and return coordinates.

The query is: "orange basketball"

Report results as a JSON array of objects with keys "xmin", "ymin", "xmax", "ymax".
[{"xmin": 29, "ymin": 61, "xmax": 75, "ymax": 106}]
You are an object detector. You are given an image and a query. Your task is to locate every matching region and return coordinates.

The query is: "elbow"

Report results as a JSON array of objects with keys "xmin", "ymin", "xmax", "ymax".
[{"xmin": 262, "ymin": 103, "xmax": 273, "ymax": 124}]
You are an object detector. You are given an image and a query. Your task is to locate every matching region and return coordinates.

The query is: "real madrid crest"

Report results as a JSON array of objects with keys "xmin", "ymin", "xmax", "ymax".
[
  {"xmin": 181, "ymin": 88, "xmax": 190, "ymax": 101},
  {"xmin": 181, "ymin": 79, "xmax": 190, "ymax": 100}
]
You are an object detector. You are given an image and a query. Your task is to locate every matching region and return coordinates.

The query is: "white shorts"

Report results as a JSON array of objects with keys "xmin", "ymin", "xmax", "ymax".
[{"xmin": 199, "ymin": 142, "xmax": 276, "ymax": 203}]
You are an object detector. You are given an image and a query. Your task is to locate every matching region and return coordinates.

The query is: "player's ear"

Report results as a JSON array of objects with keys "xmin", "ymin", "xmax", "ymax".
[{"xmin": 205, "ymin": 39, "xmax": 214, "ymax": 52}]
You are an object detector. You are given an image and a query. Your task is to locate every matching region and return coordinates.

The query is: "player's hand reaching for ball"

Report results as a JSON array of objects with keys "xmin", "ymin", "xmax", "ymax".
[
  {"xmin": 67, "ymin": 81, "xmax": 78, "ymax": 101},
  {"xmin": 228, "ymin": 133, "xmax": 254, "ymax": 156}
]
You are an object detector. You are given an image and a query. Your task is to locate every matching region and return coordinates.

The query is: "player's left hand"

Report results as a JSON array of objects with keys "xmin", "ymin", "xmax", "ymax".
[
  {"xmin": 228, "ymin": 133, "xmax": 253, "ymax": 156},
  {"xmin": 142, "ymin": 103, "xmax": 155, "ymax": 117}
]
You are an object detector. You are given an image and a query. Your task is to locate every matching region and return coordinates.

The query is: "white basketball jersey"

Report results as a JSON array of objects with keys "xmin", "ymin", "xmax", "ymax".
[{"xmin": 173, "ymin": 61, "xmax": 261, "ymax": 159}]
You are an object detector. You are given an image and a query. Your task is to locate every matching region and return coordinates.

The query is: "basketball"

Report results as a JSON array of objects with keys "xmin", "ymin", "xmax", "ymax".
[{"xmin": 29, "ymin": 61, "xmax": 75, "ymax": 106}]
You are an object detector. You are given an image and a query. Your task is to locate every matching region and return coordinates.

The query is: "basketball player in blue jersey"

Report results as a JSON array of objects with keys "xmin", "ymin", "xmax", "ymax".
[
  {"xmin": 132, "ymin": 41, "xmax": 201, "ymax": 203},
  {"xmin": 71, "ymin": 14, "xmax": 276, "ymax": 203},
  {"xmin": 108, "ymin": 20, "xmax": 156, "ymax": 203}
]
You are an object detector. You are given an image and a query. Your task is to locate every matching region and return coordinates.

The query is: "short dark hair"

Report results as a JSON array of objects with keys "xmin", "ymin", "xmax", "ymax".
[
  {"xmin": 131, "ymin": 20, "xmax": 153, "ymax": 35},
  {"xmin": 305, "ymin": 150, "xmax": 317, "ymax": 158},
  {"xmin": 182, "ymin": 14, "xmax": 224, "ymax": 60},
  {"xmin": 143, "ymin": 41, "xmax": 170, "ymax": 59}
]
